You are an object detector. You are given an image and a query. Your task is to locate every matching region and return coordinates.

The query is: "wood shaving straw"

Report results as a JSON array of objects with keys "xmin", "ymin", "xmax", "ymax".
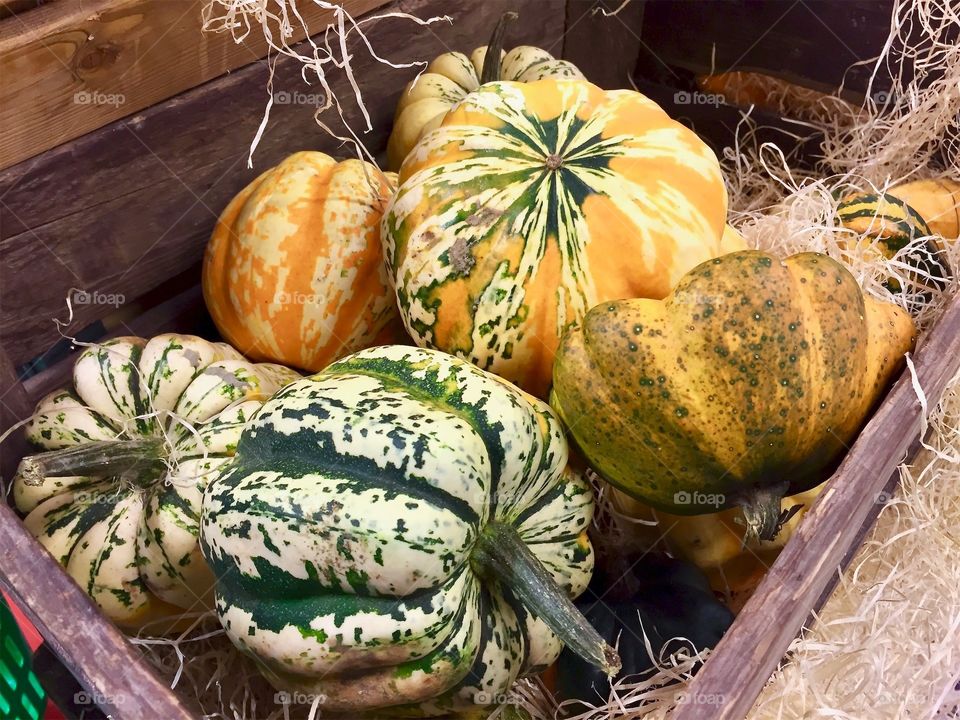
[{"xmin": 200, "ymin": 0, "xmax": 449, "ymax": 169}]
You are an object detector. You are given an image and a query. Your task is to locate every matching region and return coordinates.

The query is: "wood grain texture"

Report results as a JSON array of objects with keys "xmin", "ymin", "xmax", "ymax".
[
  {"xmin": 0, "ymin": 0, "xmax": 567, "ymax": 370},
  {"xmin": 672, "ymin": 291, "xmax": 960, "ymax": 720},
  {"xmin": 0, "ymin": 0, "xmax": 391, "ymax": 169},
  {"xmin": 0, "ymin": 502, "xmax": 196, "ymax": 719},
  {"xmin": 0, "ymin": 350, "xmax": 33, "ymax": 480},
  {"xmin": 20, "ymin": 282, "xmax": 209, "ymax": 407},
  {"xmin": 637, "ymin": 0, "xmax": 897, "ymax": 96},
  {"xmin": 563, "ymin": 0, "xmax": 645, "ymax": 90},
  {"xmin": 0, "ymin": 0, "xmax": 46, "ymax": 20}
]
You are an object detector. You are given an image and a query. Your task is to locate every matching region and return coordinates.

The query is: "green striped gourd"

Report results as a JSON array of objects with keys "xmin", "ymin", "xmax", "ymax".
[
  {"xmin": 837, "ymin": 190, "xmax": 948, "ymax": 293},
  {"xmin": 13, "ymin": 334, "xmax": 299, "ymax": 630},
  {"xmin": 200, "ymin": 345, "xmax": 617, "ymax": 714},
  {"xmin": 386, "ymin": 13, "xmax": 584, "ymax": 170}
]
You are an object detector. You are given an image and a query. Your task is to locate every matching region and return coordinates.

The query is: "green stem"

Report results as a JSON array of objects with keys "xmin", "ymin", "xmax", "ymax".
[
  {"xmin": 470, "ymin": 521, "xmax": 621, "ymax": 677},
  {"xmin": 479, "ymin": 12, "xmax": 518, "ymax": 85},
  {"xmin": 17, "ymin": 438, "xmax": 166, "ymax": 486},
  {"xmin": 738, "ymin": 480, "xmax": 789, "ymax": 544}
]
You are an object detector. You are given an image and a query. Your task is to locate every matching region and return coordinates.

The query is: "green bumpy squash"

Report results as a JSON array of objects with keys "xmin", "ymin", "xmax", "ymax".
[
  {"xmin": 200, "ymin": 345, "xmax": 618, "ymax": 715},
  {"xmin": 551, "ymin": 250, "xmax": 915, "ymax": 541}
]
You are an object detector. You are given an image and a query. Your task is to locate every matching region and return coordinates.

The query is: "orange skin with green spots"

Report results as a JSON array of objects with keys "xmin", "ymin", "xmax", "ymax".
[{"xmin": 551, "ymin": 250, "xmax": 916, "ymax": 515}]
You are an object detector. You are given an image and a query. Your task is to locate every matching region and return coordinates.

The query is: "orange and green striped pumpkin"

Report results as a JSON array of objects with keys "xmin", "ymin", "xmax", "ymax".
[
  {"xmin": 382, "ymin": 79, "xmax": 741, "ymax": 398},
  {"xmin": 204, "ymin": 151, "xmax": 404, "ymax": 372}
]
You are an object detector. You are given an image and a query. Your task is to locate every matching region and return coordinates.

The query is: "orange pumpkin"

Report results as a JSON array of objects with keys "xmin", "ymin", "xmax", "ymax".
[
  {"xmin": 203, "ymin": 152, "xmax": 404, "ymax": 371},
  {"xmin": 382, "ymin": 79, "xmax": 740, "ymax": 398}
]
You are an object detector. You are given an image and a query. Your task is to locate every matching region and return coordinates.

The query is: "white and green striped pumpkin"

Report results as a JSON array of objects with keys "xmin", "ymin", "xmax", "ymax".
[
  {"xmin": 382, "ymin": 78, "xmax": 736, "ymax": 398},
  {"xmin": 200, "ymin": 345, "xmax": 616, "ymax": 714},
  {"xmin": 13, "ymin": 334, "xmax": 299, "ymax": 630},
  {"xmin": 386, "ymin": 13, "xmax": 583, "ymax": 170}
]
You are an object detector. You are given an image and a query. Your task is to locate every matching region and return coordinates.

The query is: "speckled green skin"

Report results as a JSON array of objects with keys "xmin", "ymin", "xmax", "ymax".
[
  {"xmin": 13, "ymin": 334, "xmax": 298, "ymax": 628},
  {"xmin": 200, "ymin": 345, "xmax": 594, "ymax": 714},
  {"xmin": 551, "ymin": 250, "xmax": 915, "ymax": 515}
]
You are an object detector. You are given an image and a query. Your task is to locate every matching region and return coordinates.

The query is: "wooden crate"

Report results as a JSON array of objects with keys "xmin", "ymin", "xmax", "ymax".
[{"xmin": 0, "ymin": 1, "xmax": 957, "ymax": 718}]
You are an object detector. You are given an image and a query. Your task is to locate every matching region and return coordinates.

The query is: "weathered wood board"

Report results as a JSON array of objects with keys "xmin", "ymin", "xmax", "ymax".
[{"xmin": 0, "ymin": 0, "xmax": 392, "ymax": 169}]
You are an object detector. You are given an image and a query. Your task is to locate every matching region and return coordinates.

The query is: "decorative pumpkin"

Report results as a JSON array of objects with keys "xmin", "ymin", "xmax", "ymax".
[
  {"xmin": 13, "ymin": 334, "xmax": 298, "ymax": 630},
  {"xmin": 837, "ymin": 190, "xmax": 948, "ymax": 292},
  {"xmin": 203, "ymin": 151, "xmax": 404, "ymax": 372},
  {"xmin": 551, "ymin": 250, "xmax": 915, "ymax": 541},
  {"xmin": 200, "ymin": 345, "xmax": 618, "ymax": 714},
  {"xmin": 383, "ymin": 78, "xmax": 738, "ymax": 398},
  {"xmin": 556, "ymin": 552, "xmax": 734, "ymax": 705},
  {"xmin": 884, "ymin": 178, "xmax": 960, "ymax": 241},
  {"xmin": 386, "ymin": 13, "xmax": 583, "ymax": 170},
  {"xmin": 611, "ymin": 483, "xmax": 825, "ymax": 612}
]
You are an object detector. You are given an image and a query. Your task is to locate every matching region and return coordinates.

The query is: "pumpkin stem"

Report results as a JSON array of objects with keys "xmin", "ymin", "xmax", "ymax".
[
  {"xmin": 470, "ymin": 521, "xmax": 621, "ymax": 677},
  {"xmin": 479, "ymin": 12, "xmax": 518, "ymax": 85},
  {"xmin": 17, "ymin": 438, "xmax": 167, "ymax": 486},
  {"xmin": 738, "ymin": 481, "xmax": 789, "ymax": 544}
]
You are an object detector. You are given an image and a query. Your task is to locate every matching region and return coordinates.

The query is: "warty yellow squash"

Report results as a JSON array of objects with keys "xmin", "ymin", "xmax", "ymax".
[{"xmin": 552, "ymin": 250, "xmax": 915, "ymax": 541}]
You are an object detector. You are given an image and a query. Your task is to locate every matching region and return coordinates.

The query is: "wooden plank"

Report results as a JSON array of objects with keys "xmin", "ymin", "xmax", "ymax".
[
  {"xmin": 20, "ymin": 282, "xmax": 210, "ymax": 405},
  {"xmin": 809, "ymin": 455, "xmax": 904, "ymax": 615},
  {"xmin": 0, "ymin": 502, "xmax": 195, "ymax": 719},
  {"xmin": 0, "ymin": 0, "xmax": 46, "ymax": 20},
  {"xmin": 631, "ymin": 77, "xmax": 824, "ymax": 167},
  {"xmin": 563, "ymin": 0, "xmax": 645, "ymax": 90},
  {"xmin": 672, "ymin": 290, "xmax": 960, "ymax": 720},
  {"xmin": 637, "ymin": 0, "xmax": 896, "ymax": 97},
  {"xmin": 0, "ymin": 350, "xmax": 33, "ymax": 480},
  {"xmin": 0, "ymin": 0, "xmax": 392, "ymax": 169},
  {"xmin": 0, "ymin": 0, "xmax": 566, "ymax": 370}
]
